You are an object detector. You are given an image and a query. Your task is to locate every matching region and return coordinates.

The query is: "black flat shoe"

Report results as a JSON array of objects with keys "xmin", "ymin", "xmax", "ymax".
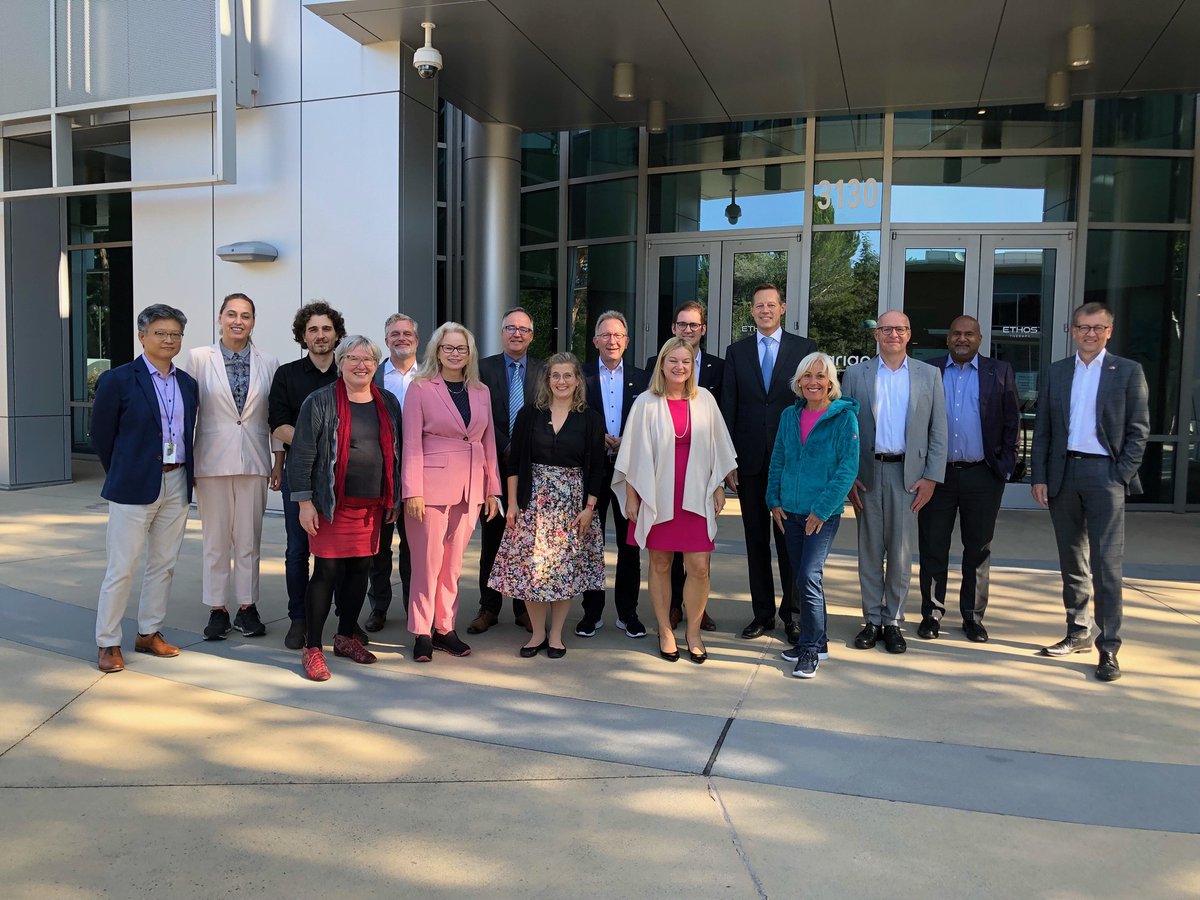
[
  {"xmin": 547, "ymin": 645, "xmax": 566, "ymax": 659},
  {"xmin": 520, "ymin": 640, "xmax": 548, "ymax": 658},
  {"xmin": 412, "ymin": 634, "xmax": 433, "ymax": 662}
]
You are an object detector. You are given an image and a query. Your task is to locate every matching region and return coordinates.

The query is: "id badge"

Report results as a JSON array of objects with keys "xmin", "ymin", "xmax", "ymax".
[{"xmin": 163, "ymin": 440, "xmax": 177, "ymax": 464}]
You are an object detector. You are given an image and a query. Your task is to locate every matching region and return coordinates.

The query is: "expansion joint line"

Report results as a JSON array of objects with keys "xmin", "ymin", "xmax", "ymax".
[
  {"xmin": 0, "ymin": 674, "xmax": 102, "ymax": 761},
  {"xmin": 708, "ymin": 778, "xmax": 768, "ymax": 900}
]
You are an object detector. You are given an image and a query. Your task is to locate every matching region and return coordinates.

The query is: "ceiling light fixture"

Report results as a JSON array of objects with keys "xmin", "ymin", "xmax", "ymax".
[
  {"xmin": 612, "ymin": 63, "xmax": 636, "ymax": 101},
  {"xmin": 1067, "ymin": 25, "xmax": 1094, "ymax": 69},
  {"xmin": 1044, "ymin": 71, "xmax": 1071, "ymax": 110},
  {"xmin": 647, "ymin": 99, "xmax": 666, "ymax": 133}
]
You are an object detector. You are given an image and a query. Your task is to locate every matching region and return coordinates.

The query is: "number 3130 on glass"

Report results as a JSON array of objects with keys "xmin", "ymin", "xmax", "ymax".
[{"xmin": 814, "ymin": 178, "xmax": 880, "ymax": 210}]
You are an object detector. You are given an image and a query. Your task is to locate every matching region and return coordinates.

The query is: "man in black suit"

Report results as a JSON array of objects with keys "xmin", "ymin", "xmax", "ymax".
[
  {"xmin": 470, "ymin": 307, "xmax": 544, "ymax": 634},
  {"xmin": 917, "ymin": 315, "xmax": 1020, "ymax": 644},
  {"xmin": 578, "ymin": 310, "xmax": 649, "ymax": 638},
  {"xmin": 645, "ymin": 300, "xmax": 724, "ymax": 633},
  {"xmin": 720, "ymin": 283, "xmax": 817, "ymax": 643},
  {"xmin": 1031, "ymin": 301, "xmax": 1149, "ymax": 682}
]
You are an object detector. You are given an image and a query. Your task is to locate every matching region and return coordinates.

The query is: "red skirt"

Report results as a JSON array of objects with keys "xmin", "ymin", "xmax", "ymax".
[{"xmin": 308, "ymin": 501, "xmax": 384, "ymax": 559}]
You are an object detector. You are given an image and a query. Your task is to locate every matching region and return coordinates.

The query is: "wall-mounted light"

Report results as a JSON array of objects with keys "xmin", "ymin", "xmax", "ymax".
[
  {"xmin": 216, "ymin": 241, "xmax": 278, "ymax": 262},
  {"xmin": 647, "ymin": 99, "xmax": 666, "ymax": 134},
  {"xmin": 1044, "ymin": 71, "xmax": 1071, "ymax": 110},
  {"xmin": 1067, "ymin": 25, "xmax": 1094, "ymax": 69},
  {"xmin": 612, "ymin": 63, "xmax": 635, "ymax": 101}
]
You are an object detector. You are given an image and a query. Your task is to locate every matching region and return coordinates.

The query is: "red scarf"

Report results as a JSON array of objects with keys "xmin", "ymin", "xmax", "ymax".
[{"xmin": 334, "ymin": 378, "xmax": 396, "ymax": 508}]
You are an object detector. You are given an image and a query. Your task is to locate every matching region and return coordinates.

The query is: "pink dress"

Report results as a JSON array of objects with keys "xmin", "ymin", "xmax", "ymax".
[{"xmin": 632, "ymin": 399, "xmax": 715, "ymax": 553}]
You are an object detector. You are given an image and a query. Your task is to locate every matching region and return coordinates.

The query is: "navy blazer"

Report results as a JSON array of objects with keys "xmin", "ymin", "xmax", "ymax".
[
  {"xmin": 644, "ymin": 350, "xmax": 724, "ymax": 397},
  {"xmin": 91, "ymin": 356, "xmax": 198, "ymax": 505},
  {"xmin": 586, "ymin": 360, "xmax": 649, "ymax": 436},
  {"xmin": 929, "ymin": 354, "xmax": 1021, "ymax": 482},
  {"xmin": 479, "ymin": 352, "xmax": 545, "ymax": 477}
]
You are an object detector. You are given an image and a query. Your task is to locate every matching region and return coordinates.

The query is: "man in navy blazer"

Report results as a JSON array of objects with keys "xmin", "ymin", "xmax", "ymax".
[
  {"xmin": 720, "ymin": 284, "xmax": 817, "ymax": 642},
  {"xmin": 917, "ymin": 316, "xmax": 1020, "ymax": 644},
  {"xmin": 579, "ymin": 310, "xmax": 650, "ymax": 638},
  {"xmin": 91, "ymin": 304, "xmax": 198, "ymax": 673}
]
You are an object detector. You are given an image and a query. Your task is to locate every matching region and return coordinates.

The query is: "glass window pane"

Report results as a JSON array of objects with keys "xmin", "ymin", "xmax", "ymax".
[
  {"xmin": 1188, "ymin": 444, "xmax": 1200, "ymax": 505},
  {"xmin": 568, "ymin": 178, "xmax": 637, "ymax": 240},
  {"xmin": 569, "ymin": 242, "xmax": 636, "ymax": 361},
  {"xmin": 519, "ymin": 249, "xmax": 559, "ymax": 360},
  {"xmin": 893, "ymin": 105, "xmax": 1081, "ymax": 151},
  {"xmin": 1094, "ymin": 95, "xmax": 1196, "ymax": 150},
  {"xmin": 68, "ymin": 192, "xmax": 132, "ymax": 244},
  {"xmin": 729, "ymin": 249, "xmax": 790, "ymax": 340},
  {"xmin": 648, "ymin": 163, "xmax": 806, "ymax": 233},
  {"xmin": 72, "ymin": 123, "xmax": 130, "ymax": 186},
  {"xmin": 812, "ymin": 159, "xmax": 884, "ymax": 225},
  {"xmin": 1089, "ymin": 156, "xmax": 1192, "ymax": 224},
  {"xmin": 815, "ymin": 114, "xmax": 883, "ymax": 153},
  {"xmin": 437, "ymin": 146, "xmax": 447, "ymax": 202},
  {"xmin": 569, "ymin": 128, "xmax": 638, "ymax": 177},
  {"xmin": 1135, "ymin": 442, "xmax": 1176, "ymax": 503},
  {"xmin": 891, "ymin": 156, "xmax": 1077, "ymax": 223},
  {"xmin": 654, "ymin": 254, "xmax": 711, "ymax": 356},
  {"xmin": 70, "ymin": 245, "xmax": 133, "ymax": 452},
  {"xmin": 436, "ymin": 205, "xmax": 447, "ymax": 257},
  {"xmin": 902, "ymin": 247, "xmax": 966, "ymax": 362},
  {"xmin": 807, "ymin": 231, "xmax": 881, "ymax": 368},
  {"xmin": 1085, "ymin": 230, "xmax": 1188, "ymax": 435},
  {"xmin": 521, "ymin": 131, "xmax": 560, "ymax": 186},
  {"xmin": 648, "ymin": 119, "xmax": 805, "ymax": 168},
  {"xmin": 520, "ymin": 187, "xmax": 559, "ymax": 245}
]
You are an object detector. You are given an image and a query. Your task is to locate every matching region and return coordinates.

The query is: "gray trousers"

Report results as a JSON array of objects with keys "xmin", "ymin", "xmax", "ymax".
[
  {"xmin": 1048, "ymin": 456, "xmax": 1125, "ymax": 654},
  {"xmin": 856, "ymin": 459, "xmax": 916, "ymax": 626}
]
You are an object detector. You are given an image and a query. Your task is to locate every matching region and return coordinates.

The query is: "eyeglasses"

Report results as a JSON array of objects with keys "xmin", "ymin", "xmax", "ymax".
[
  {"xmin": 150, "ymin": 331, "xmax": 184, "ymax": 341},
  {"xmin": 440, "ymin": 345, "xmax": 469, "ymax": 355},
  {"xmin": 875, "ymin": 326, "xmax": 910, "ymax": 336},
  {"xmin": 503, "ymin": 324, "xmax": 533, "ymax": 336},
  {"xmin": 595, "ymin": 332, "xmax": 627, "ymax": 342},
  {"xmin": 674, "ymin": 322, "xmax": 703, "ymax": 331},
  {"xmin": 1073, "ymin": 324, "xmax": 1111, "ymax": 335},
  {"xmin": 344, "ymin": 355, "xmax": 377, "ymax": 367}
]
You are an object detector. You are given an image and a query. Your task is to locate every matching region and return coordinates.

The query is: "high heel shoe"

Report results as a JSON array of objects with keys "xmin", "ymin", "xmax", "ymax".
[
  {"xmin": 659, "ymin": 640, "xmax": 679, "ymax": 662},
  {"xmin": 687, "ymin": 642, "xmax": 707, "ymax": 664},
  {"xmin": 520, "ymin": 640, "xmax": 549, "ymax": 658}
]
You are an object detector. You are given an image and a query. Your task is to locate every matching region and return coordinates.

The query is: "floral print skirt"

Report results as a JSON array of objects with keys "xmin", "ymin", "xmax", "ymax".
[{"xmin": 488, "ymin": 464, "xmax": 605, "ymax": 603}]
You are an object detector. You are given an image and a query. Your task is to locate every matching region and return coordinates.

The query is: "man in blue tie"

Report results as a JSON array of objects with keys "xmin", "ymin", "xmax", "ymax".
[{"xmin": 472, "ymin": 307, "xmax": 545, "ymax": 634}]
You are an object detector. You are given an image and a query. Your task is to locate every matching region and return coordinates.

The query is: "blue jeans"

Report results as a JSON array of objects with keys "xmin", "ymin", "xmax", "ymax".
[
  {"xmin": 281, "ymin": 453, "xmax": 311, "ymax": 621},
  {"xmin": 782, "ymin": 513, "xmax": 840, "ymax": 652}
]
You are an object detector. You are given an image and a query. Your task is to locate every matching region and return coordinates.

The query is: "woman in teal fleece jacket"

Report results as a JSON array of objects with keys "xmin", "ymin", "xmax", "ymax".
[{"xmin": 766, "ymin": 351, "xmax": 860, "ymax": 678}]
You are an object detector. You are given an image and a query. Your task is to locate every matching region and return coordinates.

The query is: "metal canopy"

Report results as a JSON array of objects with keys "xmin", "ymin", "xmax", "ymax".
[{"xmin": 307, "ymin": 0, "xmax": 1200, "ymax": 131}]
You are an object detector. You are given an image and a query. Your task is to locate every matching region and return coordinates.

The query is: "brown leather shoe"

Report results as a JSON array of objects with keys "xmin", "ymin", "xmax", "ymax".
[
  {"xmin": 668, "ymin": 607, "xmax": 682, "ymax": 630},
  {"xmin": 135, "ymin": 632, "xmax": 181, "ymax": 657},
  {"xmin": 467, "ymin": 608, "xmax": 499, "ymax": 634},
  {"xmin": 97, "ymin": 646, "xmax": 125, "ymax": 673},
  {"xmin": 514, "ymin": 611, "xmax": 533, "ymax": 633},
  {"xmin": 700, "ymin": 611, "xmax": 717, "ymax": 632}
]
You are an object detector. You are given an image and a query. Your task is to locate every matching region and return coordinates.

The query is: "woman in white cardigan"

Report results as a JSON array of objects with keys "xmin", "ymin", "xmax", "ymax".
[{"xmin": 612, "ymin": 337, "xmax": 736, "ymax": 664}]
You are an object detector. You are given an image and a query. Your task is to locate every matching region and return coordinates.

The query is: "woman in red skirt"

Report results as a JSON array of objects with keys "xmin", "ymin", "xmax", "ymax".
[
  {"xmin": 288, "ymin": 335, "xmax": 402, "ymax": 681},
  {"xmin": 612, "ymin": 337, "xmax": 737, "ymax": 664}
]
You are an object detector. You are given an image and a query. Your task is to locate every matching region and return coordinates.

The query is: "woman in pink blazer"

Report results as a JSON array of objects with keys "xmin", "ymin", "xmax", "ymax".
[{"xmin": 402, "ymin": 322, "xmax": 501, "ymax": 662}]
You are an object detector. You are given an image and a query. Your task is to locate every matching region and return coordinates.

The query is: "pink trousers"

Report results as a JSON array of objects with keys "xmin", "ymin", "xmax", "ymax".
[{"xmin": 405, "ymin": 501, "xmax": 480, "ymax": 636}]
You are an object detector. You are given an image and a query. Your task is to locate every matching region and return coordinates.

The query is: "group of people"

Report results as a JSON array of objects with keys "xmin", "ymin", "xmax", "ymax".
[{"xmin": 91, "ymin": 284, "xmax": 1148, "ymax": 685}]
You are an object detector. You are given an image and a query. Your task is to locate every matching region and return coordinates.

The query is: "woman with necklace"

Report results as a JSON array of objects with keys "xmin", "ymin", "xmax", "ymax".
[
  {"xmin": 613, "ymin": 337, "xmax": 737, "ymax": 664},
  {"xmin": 767, "ymin": 352, "xmax": 860, "ymax": 679},
  {"xmin": 401, "ymin": 323, "xmax": 501, "ymax": 663},
  {"xmin": 489, "ymin": 353, "xmax": 607, "ymax": 658}
]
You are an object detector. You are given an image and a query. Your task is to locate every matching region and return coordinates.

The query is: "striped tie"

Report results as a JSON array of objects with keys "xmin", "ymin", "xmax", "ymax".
[{"xmin": 508, "ymin": 361, "xmax": 523, "ymax": 431}]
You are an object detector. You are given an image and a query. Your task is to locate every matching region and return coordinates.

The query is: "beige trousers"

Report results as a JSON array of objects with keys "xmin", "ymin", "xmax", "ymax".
[{"xmin": 195, "ymin": 474, "xmax": 267, "ymax": 609}]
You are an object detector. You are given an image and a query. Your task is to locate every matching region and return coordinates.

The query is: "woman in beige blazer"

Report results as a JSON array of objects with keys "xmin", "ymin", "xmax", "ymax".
[{"xmin": 183, "ymin": 293, "xmax": 284, "ymax": 641}]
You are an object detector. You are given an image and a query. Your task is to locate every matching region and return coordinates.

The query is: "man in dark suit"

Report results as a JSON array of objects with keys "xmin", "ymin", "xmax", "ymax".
[
  {"xmin": 720, "ymin": 283, "xmax": 817, "ymax": 642},
  {"xmin": 579, "ymin": 310, "xmax": 649, "ymax": 638},
  {"xmin": 645, "ymin": 300, "xmax": 724, "ymax": 632},
  {"xmin": 470, "ymin": 307, "xmax": 544, "ymax": 634},
  {"xmin": 917, "ymin": 315, "xmax": 1020, "ymax": 644},
  {"xmin": 91, "ymin": 304, "xmax": 198, "ymax": 673},
  {"xmin": 1032, "ymin": 301, "xmax": 1149, "ymax": 682}
]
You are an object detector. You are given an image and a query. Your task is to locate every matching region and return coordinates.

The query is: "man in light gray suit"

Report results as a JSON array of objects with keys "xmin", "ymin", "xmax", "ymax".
[
  {"xmin": 1032, "ymin": 301, "xmax": 1149, "ymax": 682},
  {"xmin": 843, "ymin": 310, "xmax": 947, "ymax": 654}
]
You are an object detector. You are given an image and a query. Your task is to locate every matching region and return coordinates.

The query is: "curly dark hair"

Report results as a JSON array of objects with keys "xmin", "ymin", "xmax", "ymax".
[{"xmin": 291, "ymin": 300, "xmax": 347, "ymax": 347}]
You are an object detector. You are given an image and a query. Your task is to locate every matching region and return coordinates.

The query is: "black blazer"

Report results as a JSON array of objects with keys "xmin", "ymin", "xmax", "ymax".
[
  {"xmin": 479, "ymin": 352, "xmax": 545, "ymax": 477},
  {"xmin": 929, "ymin": 354, "xmax": 1021, "ymax": 482},
  {"xmin": 644, "ymin": 350, "xmax": 724, "ymax": 397},
  {"xmin": 508, "ymin": 405, "xmax": 607, "ymax": 509},
  {"xmin": 720, "ymin": 330, "xmax": 817, "ymax": 476},
  {"xmin": 586, "ymin": 360, "xmax": 649, "ymax": 437}
]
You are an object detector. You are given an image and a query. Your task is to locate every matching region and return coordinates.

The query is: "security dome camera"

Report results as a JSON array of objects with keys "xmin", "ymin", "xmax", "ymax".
[
  {"xmin": 413, "ymin": 21, "xmax": 442, "ymax": 80},
  {"xmin": 725, "ymin": 200, "xmax": 741, "ymax": 226}
]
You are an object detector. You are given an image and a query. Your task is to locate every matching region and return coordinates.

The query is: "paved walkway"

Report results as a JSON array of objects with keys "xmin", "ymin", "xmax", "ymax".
[{"xmin": 1, "ymin": 463, "xmax": 1197, "ymax": 898}]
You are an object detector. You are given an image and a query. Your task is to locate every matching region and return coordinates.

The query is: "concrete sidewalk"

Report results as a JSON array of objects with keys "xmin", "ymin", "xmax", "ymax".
[{"xmin": 0, "ymin": 462, "xmax": 1197, "ymax": 898}]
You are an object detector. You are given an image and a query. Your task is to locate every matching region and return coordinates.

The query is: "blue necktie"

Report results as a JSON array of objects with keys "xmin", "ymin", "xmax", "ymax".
[
  {"xmin": 760, "ymin": 337, "xmax": 775, "ymax": 391},
  {"xmin": 508, "ymin": 361, "xmax": 523, "ymax": 431}
]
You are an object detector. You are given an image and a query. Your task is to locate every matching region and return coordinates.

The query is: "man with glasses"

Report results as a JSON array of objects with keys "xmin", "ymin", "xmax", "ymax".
[
  {"xmin": 646, "ymin": 301, "xmax": 724, "ymax": 632},
  {"xmin": 577, "ymin": 310, "xmax": 649, "ymax": 638},
  {"xmin": 1032, "ymin": 302, "xmax": 1148, "ymax": 682},
  {"xmin": 92, "ymin": 305, "xmax": 198, "ymax": 672},
  {"xmin": 472, "ymin": 308, "xmax": 544, "ymax": 634},
  {"xmin": 843, "ymin": 310, "xmax": 947, "ymax": 655},
  {"xmin": 720, "ymin": 283, "xmax": 817, "ymax": 643}
]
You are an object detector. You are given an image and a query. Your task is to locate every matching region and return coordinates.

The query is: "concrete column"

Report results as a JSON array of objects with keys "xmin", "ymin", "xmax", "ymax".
[{"xmin": 463, "ymin": 119, "xmax": 520, "ymax": 356}]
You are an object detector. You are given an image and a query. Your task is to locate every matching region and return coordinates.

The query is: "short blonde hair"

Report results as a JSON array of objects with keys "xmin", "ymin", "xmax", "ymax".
[
  {"xmin": 534, "ymin": 352, "xmax": 587, "ymax": 411},
  {"xmin": 648, "ymin": 337, "xmax": 698, "ymax": 399},
  {"xmin": 414, "ymin": 322, "xmax": 481, "ymax": 387},
  {"xmin": 790, "ymin": 351, "xmax": 842, "ymax": 401}
]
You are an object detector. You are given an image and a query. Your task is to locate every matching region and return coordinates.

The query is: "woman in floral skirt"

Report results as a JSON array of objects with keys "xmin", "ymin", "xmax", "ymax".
[{"xmin": 488, "ymin": 353, "xmax": 607, "ymax": 658}]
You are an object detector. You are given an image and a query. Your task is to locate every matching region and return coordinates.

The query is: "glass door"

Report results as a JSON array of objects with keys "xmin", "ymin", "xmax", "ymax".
[
  {"xmin": 888, "ymin": 233, "xmax": 981, "ymax": 362},
  {"xmin": 716, "ymin": 236, "xmax": 800, "ymax": 352},
  {"xmin": 644, "ymin": 240, "xmax": 720, "ymax": 366}
]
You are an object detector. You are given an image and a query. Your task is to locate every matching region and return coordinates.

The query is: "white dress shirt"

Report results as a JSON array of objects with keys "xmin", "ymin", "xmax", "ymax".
[
  {"xmin": 873, "ymin": 356, "xmax": 911, "ymax": 453},
  {"xmin": 757, "ymin": 327, "xmax": 782, "ymax": 368},
  {"xmin": 598, "ymin": 359, "xmax": 625, "ymax": 437},
  {"xmin": 1068, "ymin": 348, "xmax": 1109, "ymax": 456},
  {"xmin": 382, "ymin": 358, "xmax": 417, "ymax": 409}
]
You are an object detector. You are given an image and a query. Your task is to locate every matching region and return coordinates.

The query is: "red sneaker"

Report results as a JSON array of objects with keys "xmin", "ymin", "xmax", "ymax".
[
  {"xmin": 333, "ymin": 633, "xmax": 378, "ymax": 664},
  {"xmin": 302, "ymin": 647, "xmax": 331, "ymax": 681}
]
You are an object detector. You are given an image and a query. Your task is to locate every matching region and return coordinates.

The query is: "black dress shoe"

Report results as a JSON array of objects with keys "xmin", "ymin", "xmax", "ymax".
[
  {"xmin": 1095, "ymin": 651, "xmax": 1121, "ymax": 682},
  {"xmin": 687, "ymin": 643, "xmax": 707, "ymax": 664},
  {"xmin": 520, "ymin": 640, "xmax": 548, "ymax": 658},
  {"xmin": 962, "ymin": 620, "xmax": 989, "ymax": 643},
  {"xmin": 284, "ymin": 619, "xmax": 306, "ymax": 650},
  {"xmin": 1041, "ymin": 633, "xmax": 1094, "ymax": 657},
  {"xmin": 853, "ymin": 623, "xmax": 881, "ymax": 649},
  {"xmin": 659, "ymin": 640, "xmax": 679, "ymax": 662},
  {"xmin": 916, "ymin": 616, "xmax": 939, "ymax": 639},
  {"xmin": 741, "ymin": 619, "xmax": 775, "ymax": 640},
  {"xmin": 364, "ymin": 610, "xmax": 386, "ymax": 632},
  {"xmin": 547, "ymin": 645, "xmax": 566, "ymax": 659},
  {"xmin": 784, "ymin": 622, "xmax": 801, "ymax": 645},
  {"xmin": 882, "ymin": 625, "xmax": 907, "ymax": 654}
]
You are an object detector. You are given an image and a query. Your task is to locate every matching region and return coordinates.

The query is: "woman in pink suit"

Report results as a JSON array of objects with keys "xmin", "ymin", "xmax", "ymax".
[{"xmin": 402, "ymin": 322, "xmax": 501, "ymax": 662}]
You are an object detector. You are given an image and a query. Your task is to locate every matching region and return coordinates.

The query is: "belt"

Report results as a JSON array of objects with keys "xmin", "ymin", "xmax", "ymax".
[
  {"xmin": 874, "ymin": 453, "xmax": 904, "ymax": 463},
  {"xmin": 162, "ymin": 463, "xmax": 184, "ymax": 472},
  {"xmin": 1067, "ymin": 452, "xmax": 1108, "ymax": 460},
  {"xmin": 949, "ymin": 460, "xmax": 985, "ymax": 469}
]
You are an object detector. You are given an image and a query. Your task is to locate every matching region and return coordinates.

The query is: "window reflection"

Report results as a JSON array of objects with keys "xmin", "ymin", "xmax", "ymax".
[
  {"xmin": 892, "ymin": 156, "xmax": 1077, "ymax": 222},
  {"xmin": 519, "ymin": 249, "xmax": 558, "ymax": 360},
  {"xmin": 815, "ymin": 114, "xmax": 883, "ymax": 153},
  {"xmin": 649, "ymin": 163, "xmax": 805, "ymax": 233},
  {"xmin": 893, "ymin": 105, "xmax": 1081, "ymax": 151},
  {"xmin": 1089, "ymin": 156, "xmax": 1192, "ymax": 224},
  {"xmin": 570, "ymin": 243, "xmax": 636, "ymax": 361},
  {"xmin": 812, "ymin": 159, "xmax": 884, "ymax": 225},
  {"xmin": 520, "ymin": 188, "xmax": 558, "ymax": 245},
  {"xmin": 569, "ymin": 128, "xmax": 638, "ymax": 177},
  {"xmin": 521, "ymin": 132, "xmax": 560, "ymax": 186},
  {"xmin": 655, "ymin": 254, "xmax": 710, "ymax": 355},
  {"xmin": 648, "ymin": 119, "xmax": 804, "ymax": 168},
  {"xmin": 808, "ymin": 231, "xmax": 880, "ymax": 367},
  {"xmin": 569, "ymin": 178, "xmax": 637, "ymax": 240}
]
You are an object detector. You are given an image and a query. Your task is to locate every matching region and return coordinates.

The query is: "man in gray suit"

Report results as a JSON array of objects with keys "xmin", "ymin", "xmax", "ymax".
[
  {"xmin": 843, "ymin": 310, "xmax": 947, "ymax": 654},
  {"xmin": 1031, "ymin": 301, "xmax": 1149, "ymax": 682}
]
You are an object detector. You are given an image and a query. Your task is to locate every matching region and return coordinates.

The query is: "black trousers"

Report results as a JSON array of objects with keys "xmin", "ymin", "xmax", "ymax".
[
  {"xmin": 737, "ymin": 466, "xmax": 797, "ymax": 626},
  {"xmin": 306, "ymin": 556, "xmax": 370, "ymax": 649},
  {"xmin": 582, "ymin": 456, "xmax": 641, "ymax": 622},
  {"xmin": 478, "ymin": 507, "xmax": 527, "ymax": 618},
  {"xmin": 367, "ymin": 517, "xmax": 412, "ymax": 615},
  {"xmin": 917, "ymin": 463, "xmax": 1005, "ymax": 623},
  {"xmin": 669, "ymin": 553, "xmax": 686, "ymax": 611}
]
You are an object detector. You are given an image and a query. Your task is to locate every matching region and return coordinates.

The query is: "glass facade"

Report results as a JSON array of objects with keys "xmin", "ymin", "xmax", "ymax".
[
  {"xmin": 891, "ymin": 156, "xmax": 1078, "ymax": 222},
  {"xmin": 649, "ymin": 163, "xmax": 806, "ymax": 233},
  {"xmin": 893, "ymin": 105, "xmax": 1081, "ymax": 151}
]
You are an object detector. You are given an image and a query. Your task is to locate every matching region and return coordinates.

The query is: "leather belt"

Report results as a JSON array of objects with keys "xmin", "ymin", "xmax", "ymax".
[
  {"xmin": 949, "ymin": 460, "xmax": 985, "ymax": 469},
  {"xmin": 1067, "ymin": 452, "xmax": 1108, "ymax": 460},
  {"xmin": 874, "ymin": 453, "xmax": 904, "ymax": 463},
  {"xmin": 162, "ymin": 463, "xmax": 184, "ymax": 472}
]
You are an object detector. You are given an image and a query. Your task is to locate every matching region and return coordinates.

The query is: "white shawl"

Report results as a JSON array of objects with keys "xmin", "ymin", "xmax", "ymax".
[{"xmin": 611, "ymin": 389, "xmax": 737, "ymax": 548}]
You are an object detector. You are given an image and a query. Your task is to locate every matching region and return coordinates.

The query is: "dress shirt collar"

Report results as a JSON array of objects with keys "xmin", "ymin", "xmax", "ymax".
[
  {"xmin": 219, "ymin": 341, "xmax": 250, "ymax": 361},
  {"xmin": 877, "ymin": 354, "xmax": 910, "ymax": 372},
  {"xmin": 757, "ymin": 326, "xmax": 782, "ymax": 343},
  {"xmin": 383, "ymin": 357, "xmax": 416, "ymax": 377},
  {"xmin": 141, "ymin": 355, "xmax": 177, "ymax": 379},
  {"xmin": 599, "ymin": 358, "xmax": 624, "ymax": 377},
  {"xmin": 504, "ymin": 352, "xmax": 527, "ymax": 369},
  {"xmin": 944, "ymin": 354, "xmax": 979, "ymax": 371},
  {"xmin": 1074, "ymin": 348, "xmax": 1108, "ymax": 370}
]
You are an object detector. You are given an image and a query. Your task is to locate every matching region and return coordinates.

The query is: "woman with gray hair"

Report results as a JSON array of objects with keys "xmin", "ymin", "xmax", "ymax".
[{"xmin": 288, "ymin": 335, "xmax": 402, "ymax": 681}]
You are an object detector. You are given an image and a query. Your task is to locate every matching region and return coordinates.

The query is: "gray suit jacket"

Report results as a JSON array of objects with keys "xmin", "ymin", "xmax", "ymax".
[
  {"xmin": 841, "ymin": 355, "xmax": 947, "ymax": 491},
  {"xmin": 1031, "ymin": 352, "xmax": 1150, "ymax": 497}
]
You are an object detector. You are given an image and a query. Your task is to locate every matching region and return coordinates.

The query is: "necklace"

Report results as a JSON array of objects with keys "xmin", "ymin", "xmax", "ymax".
[
  {"xmin": 671, "ymin": 399, "xmax": 690, "ymax": 439},
  {"xmin": 445, "ymin": 380, "xmax": 466, "ymax": 395}
]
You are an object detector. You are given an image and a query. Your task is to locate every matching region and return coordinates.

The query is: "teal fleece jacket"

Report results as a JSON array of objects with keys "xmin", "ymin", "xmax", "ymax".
[{"xmin": 766, "ymin": 396, "xmax": 860, "ymax": 522}]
